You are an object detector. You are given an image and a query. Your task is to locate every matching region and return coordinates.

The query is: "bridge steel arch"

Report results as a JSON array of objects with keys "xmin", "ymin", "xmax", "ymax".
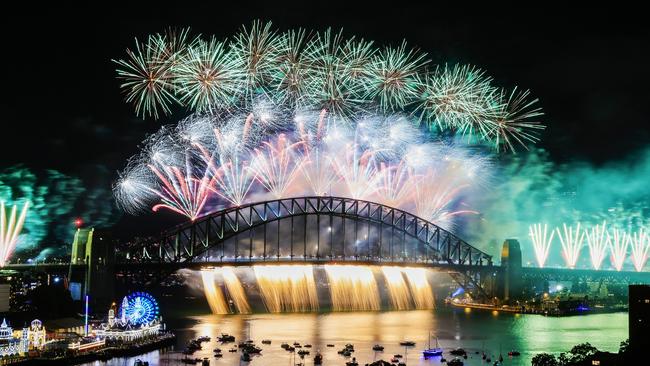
[{"xmin": 140, "ymin": 196, "xmax": 497, "ymax": 299}]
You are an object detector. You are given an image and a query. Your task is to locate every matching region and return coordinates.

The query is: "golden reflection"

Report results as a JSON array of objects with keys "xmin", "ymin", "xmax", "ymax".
[{"xmin": 222, "ymin": 267, "xmax": 251, "ymax": 314}]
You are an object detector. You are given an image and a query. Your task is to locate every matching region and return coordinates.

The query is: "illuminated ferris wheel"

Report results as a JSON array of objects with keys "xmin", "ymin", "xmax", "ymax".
[{"xmin": 119, "ymin": 291, "xmax": 160, "ymax": 325}]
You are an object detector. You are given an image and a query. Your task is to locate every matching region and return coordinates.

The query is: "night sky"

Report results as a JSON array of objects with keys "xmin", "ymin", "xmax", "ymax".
[{"xmin": 1, "ymin": 6, "xmax": 649, "ymax": 238}]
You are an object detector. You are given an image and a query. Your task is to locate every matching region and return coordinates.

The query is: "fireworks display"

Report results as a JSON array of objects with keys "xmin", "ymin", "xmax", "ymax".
[
  {"xmin": 585, "ymin": 221, "xmax": 609, "ymax": 270},
  {"xmin": 114, "ymin": 21, "xmax": 544, "ymax": 152},
  {"xmin": 630, "ymin": 229, "xmax": 649, "ymax": 272},
  {"xmin": 115, "ymin": 99, "xmax": 488, "ymax": 230},
  {"xmin": 0, "ymin": 201, "xmax": 30, "ymax": 267},
  {"xmin": 528, "ymin": 223, "xmax": 554, "ymax": 268},
  {"xmin": 556, "ymin": 223, "xmax": 585, "ymax": 269}
]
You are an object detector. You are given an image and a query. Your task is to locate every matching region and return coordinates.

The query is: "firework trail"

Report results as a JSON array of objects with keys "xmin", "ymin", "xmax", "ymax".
[
  {"xmin": 631, "ymin": 228, "xmax": 649, "ymax": 272},
  {"xmin": 374, "ymin": 162, "xmax": 414, "ymax": 208},
  {"xmin": 609, "ymin": 228, "xmax": 630, "ymax": 271},
  {"xmin": 556, "ymin": 223, "xmax": 585, "ymax": 269},
  {"xmin": 333, "ymin": 147, "xmax": 381, "ymax": 200},
  {"xmin": 0, "ymin": 201, "xmax": 29, "ymax": 267},
  {"xmin": 528, "ymin": 223, "xmax": 554, "ymax": 268},
  {"xmin": 584, "ymin": 221, "xmax": 609, "ymax": 270},
  {"xmin": 113, "ymin": 22, "xmax": 544, "ymax": 151},
  {"xmin": 250, "ymin": 134, "xmax": 305, "ymax": 199}
]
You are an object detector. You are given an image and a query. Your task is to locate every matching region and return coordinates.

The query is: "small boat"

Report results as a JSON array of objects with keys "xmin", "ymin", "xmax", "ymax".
[
  {"xmin": 293, "ymin": 342, "xmax": 301, "ymax": 346},
  {"xmin": 450, "ymin": 348, "xmax": 466, "ymax": 356},
  {"xmin": 202, "ymin": 358, "xmax": 210, "ymax": 366},
  {"xmin": 372, "ymin": 344, "xmax": 384, "ymax": 351},
  {"xmin": 508, "ymin": 350, "xmax": 521, "ymax": 356},
  {"xmin": 281, "ymin": 343, "xmax": 290, "ymax": 349},
  {"xmin": 261, "ymin": 339, "xmax": 272, "ymax": 344},
  {"xmin": 390, "ymin": 358, "xmax": 399, "ymax": 363},
  {"xmin": 448, "ymin": 358, "xmax": 464, "ymax": 366},
  {"xmin": 214, "ymin": 353, "xmax": 223, "ymax": 358},
  {"xmin": 304, "ymin": 343, "xmax": 312, "ymax": 348},
  {"xmin": 228, "ymin": 348, "xmax": 237, "ymax": 352},
  {"xmin": 198, "ymin": 336, "xmax": 211, "ymax": 342},
  {"xmin": 287, "ymin": 346, "xmax": 296, "ymax": 352},
  {"xmin": 422, "ymin": 333, "xmax": 443, "ymax": 357},
  {"xmin": 298, "ymin": 349, "xmax": 310, "ymax": 356},
  {"xmin": 393, "ymin": 354, "xmax": 403, "ymax": 358},
  {"xmin": 399, "ymin": 340, "xmax": 415, "ymax": 347},
  {"xmin": 314, "ymin": 352, "xmax": 323, "ymax": 365},
  {"xmin": 240, "ymin": 352, "xmax": 251, "ymax": 362},
  {"xmin": 344, "ymin": 343, "xmax": 355, "ymax": 351},
  {"xmin": 326, "ymin": 344, "xmax": 335, "ymax": 347},
  {"xmin": 213, "ymin": 348, "xmax": 221, "ymax": 353},
  {"xmin": 345, "ymin": 357, "xmax": 359, "ymax": 366},
  {"xmin": 218, "ymin": 334, "xmax": 235, "ymax": 342}
]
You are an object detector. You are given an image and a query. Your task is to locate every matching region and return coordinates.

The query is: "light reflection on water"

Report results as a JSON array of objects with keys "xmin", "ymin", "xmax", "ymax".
[{"xmin": 82, "ymin": 309, "xmax": 627, "ymax": 366}]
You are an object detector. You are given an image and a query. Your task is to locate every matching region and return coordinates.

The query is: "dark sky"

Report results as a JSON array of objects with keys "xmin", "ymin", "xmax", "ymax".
[{"xmin": 1, "ymin": 5, "xmax": 649, "ymax": 237}]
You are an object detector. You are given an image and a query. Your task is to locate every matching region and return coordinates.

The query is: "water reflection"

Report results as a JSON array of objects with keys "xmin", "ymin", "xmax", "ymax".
[{"xmin": 83, "ymin": 310, "xmax": 627, "ymax": 366}]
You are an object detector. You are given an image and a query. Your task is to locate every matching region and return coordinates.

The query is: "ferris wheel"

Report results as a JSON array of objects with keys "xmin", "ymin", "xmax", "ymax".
[{"xmin": 119, "ymin": 291, "xmax": 160, "ymax": 325}]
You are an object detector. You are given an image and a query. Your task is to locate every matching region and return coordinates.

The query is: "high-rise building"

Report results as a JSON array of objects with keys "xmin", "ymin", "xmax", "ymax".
[{"xmin": 629, "ymin": 284, "xmax": 650, "ymax": 355}]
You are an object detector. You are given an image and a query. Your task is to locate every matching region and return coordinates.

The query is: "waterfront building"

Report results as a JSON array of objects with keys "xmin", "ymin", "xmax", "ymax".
[
  {"xmin": 94, "ymin": 293, "xmax": 162, "ymax": 342},
  {"xmin": 0, "ymin": 319, "xmax": 48, "ymax": 356}
]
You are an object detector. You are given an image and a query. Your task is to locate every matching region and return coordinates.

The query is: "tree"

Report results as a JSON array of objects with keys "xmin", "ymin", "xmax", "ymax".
[
  {"xmin": 532, "ymin": 353, "xmax": 558, "ymax": 366},
  {"xmin": 618, "ymin": 338, "xmax": 629, "ymax": 354},
  {"xmin": 567, "ymin": 343, "xmax": 598, "ymax": 364}
]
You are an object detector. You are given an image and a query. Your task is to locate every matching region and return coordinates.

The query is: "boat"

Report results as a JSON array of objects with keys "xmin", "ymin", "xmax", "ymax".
[
  {"xmin": 293, "ymin": 341, "xmax": 301, "ymax": 346},
  {"xmin": 198, "ymin": 336, "xmax": 211, "ymax": 342},
  {"xmin": 314, "ymin": 352, "xmax": 323, "ymax": 364},
  {"xmin": 393, "ymin": 354, "xmax": 403, "ymax": 358},
  {"xmin": 240, "ymin": 352, "xmax": 251, "ymax": 362},
  {"xmin": 390, "ymin": 358, "xmax": 399, "ymax": 363},
  {"xmin": 448, "ymin": 358, "xmax": 464, "ymax": 366},
  {"xmin": 399, "ymin": 340, "xmax": 415, "ymax": 347},
  {"xmin": 214, "ymin": 353, "xmax": 223, "ymax": 358},
  {"xmin": 372, "ymin": 344, "xmax": 384, "ymax": 351},
  {"xmin": 218, "ymin": 334, "xmax": 235, "ymax": 342},
  {"xmin": 297, "ymin": 349, "xmax": 310, "ymax": 356},
  {"xmin": 202, "ymin": 358, "xmax": 210, "ymax": 366},
  {"xmin": 450, "ymin": 348, "xmax": 466, "ymax": 356},
  {"xmin": 261, "ymin": 339, "xmax": 272, "ymax": 344},
  {"xmin": 422, "ymin": 333, "xmax": 443, "ymax": 357},
  {"xmin": 326, "ymin": 344, "xmax": 335, "ymax": 347},
  {"xmin": 281, "ymin": 343, "xmax": 290, "ymax": 349},
  {"xmin": 345, "ymin": 357, "xmax": 359, "ymax": 366},
  {"xmin": 228, "ymin": 348, "xmax": 237, "ymax": 352},
  {"xmin": 213, "ymin": 348, "xmax": 221, "ymax": 353},
  {"xmin": 508, "ymin": 350, "xmax": 521, "ymax": 356},
  {"xmin": 304, "ymin": 343, "xmax": 312, "ymax": 348},
  {"xmin": 345, "ymin": 343, "xmax": 355, "ymax": 351}
]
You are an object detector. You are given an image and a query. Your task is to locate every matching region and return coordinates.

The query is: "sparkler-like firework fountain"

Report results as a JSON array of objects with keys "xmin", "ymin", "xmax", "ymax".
[{"xmin": 0, "ymin": 201, "xmax": 29, "ymax": 267}]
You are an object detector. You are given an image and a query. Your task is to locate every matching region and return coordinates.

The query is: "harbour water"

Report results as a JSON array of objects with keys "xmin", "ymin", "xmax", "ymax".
[{"xmin": 81, "ymin": 308, "xmax": 628, "ymax": 365}]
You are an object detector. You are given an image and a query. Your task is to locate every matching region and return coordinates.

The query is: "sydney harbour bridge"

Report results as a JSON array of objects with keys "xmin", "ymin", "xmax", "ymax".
[{"xmin": 5, "ymin": 196, "xmax": 650, "ymax": 308}]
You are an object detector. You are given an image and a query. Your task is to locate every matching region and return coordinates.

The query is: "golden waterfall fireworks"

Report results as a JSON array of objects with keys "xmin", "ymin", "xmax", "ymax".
[
  {"xmin": 325, "ymin": 265, "xmax": 381, "ymax": 311},
  {"xmin": 221, "ymin": 267, "xmax": 251, "ymax": 313},
  {"xmin": 381, "ymin": 267, "xmax": 412, "ymax": 310},
  {"xmin": 609, "ymin": 228, "xmax": 630, "ymax": 271},
  {"xmin": 254, "ymin": 265, "xmax": 319, "ymax": 312},
  {"xmin": 402, "ymin": 267, "xmax": 435, "ymax": 309},
  {"xmin": 201, "ymin": 269, "xmax": 229, "ymax": 314}
]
